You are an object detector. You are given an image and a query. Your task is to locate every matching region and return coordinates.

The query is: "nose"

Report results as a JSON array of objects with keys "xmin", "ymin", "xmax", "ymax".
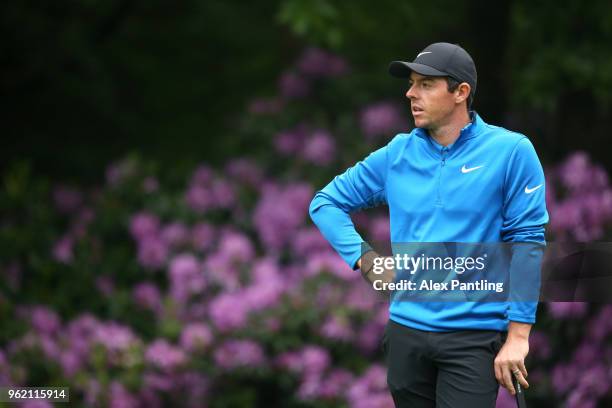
[{"xmin": 406, "ymin": 83, "xmax": 417, "ymax": 100}]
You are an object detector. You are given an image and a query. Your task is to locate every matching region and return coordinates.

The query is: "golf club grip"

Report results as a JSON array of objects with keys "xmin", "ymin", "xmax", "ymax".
[{"xmin": 512, "ymin": 375, "xmax": 527, "ymax": 408}]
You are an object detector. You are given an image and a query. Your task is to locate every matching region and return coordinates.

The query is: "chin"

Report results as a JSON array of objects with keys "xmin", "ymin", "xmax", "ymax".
[{"xmin": 413, "ymin": 118, "xmax": 429, "ymax": 129}]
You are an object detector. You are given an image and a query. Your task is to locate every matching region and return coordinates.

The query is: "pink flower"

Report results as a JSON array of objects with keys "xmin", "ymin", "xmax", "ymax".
[
  {"xmin": 346, "ymin": 283, "xmax": 379, "ymax": 311},
  {"xmin": 276, "ymin": 351, "xmax": 302, "ymax": 372},
  {"xmin": 243, "ymin": 280, "xmax": 284, "ymax": 312},
  {"xmin": 318, "ymin": 368, "xmax": 353, "ymax": 398},
  {"xmin": 558, "ymin": 152, "xmax": 591, "ymax": 192},
  {"xmin": 84, "ymin": 379, "xmax": 101, "ymax": 406},
  {"xmin": 279, "ymin": 71, "xmax": 310, "ymax": 99},
  {"xmin": 168, "ymin": 254, "xmax": 205, "ymax": 304},
  {"xmin": 548, "ymin": 302, "xmax": 588, "ymax": 319},
  {"xmin": 586, "ymin": 305, "xmax": 612, "ymax": 342},
  {"xmin": 253, "ymin": 182, "xmax": 313, "ymax": 250},
  {"xmin": 138, "ymin": 387, "xmax": 162, "ymax": 408},
  {"xmin": 301, "ymin": 130, "xmax": 336, "ymax": 165},
  {"xmin": 347, "ymin": 364, "xmax": 393, "ymax": 408},
  {"xmin": 52, "ymin": 235, "xmax": 74, "ymax": 263},
  {"xmin": 292, "ymin": 227, "xmax": 331, "ymax": 257},
  {"xmin": 548, "ymin": 152, "xmax": 612, "ymax": 240},
  {"xmin": 143, "ymin": 372, "xmax": 174, "ymax": 392},
  {"xmin": 297, "ymin": 47, "xmax": 349, "ymax": 77},
  {"xmin": 210, "ymin": 179, "xmax": 236, "ymax": 209},
  {"xmin": 552, "ymin": 363, "xmax": 579, "ymax": 395},
  {"xmin": 137, "ymin": 237, "xmax": 168, "ymax": 270},
  {"xmin": 218, "ymin": 230, "xmax": 255, "ymax": 263},
  {"xmin": 213, "ymin": 340, "xmax": 265, "ymax": 369},
  {"xmin": 225, "ymin": 158, "xmax": 264, "ymax": 188},
  {"xmin": 251, "ymin": 257, "xmax": 281, "ymax": 284},
  {"xmin": 145, "ymin": 339, "xmax": 187, "ymax": 371},
  {"xmin": 300, "ymin": 346, "xmax": 330, "ymax": 375},
  {"xmin": 567, "ymin": 389, "xmax": 597, "ymax": 408},
  {"xmin": 274, "ymin": 346, "xmax": 329, "ymax": 376},
  {"xmin": 191, "ymin": 222, "xmax": 215, "ymax": 252},
  {"xmin": 297, "ymin": 372, "xmax": 322, "ymax": 400},
  {"xmin": 357, "ymin": 321, "xmax": 384, "ymax": 353},
  {"xmin": 578, "ymin": 364, "xmax": 609, "ymax": 397},
  {"xmin": 209, "ymin": 293, "xmax": 248, "ymax": 332},
  {"xmin": 360, "ymin": 101, "xmax": 408, "ymax": 139},
  {"xmin": 129, "ymin": 212, "xmax": 160, "ymax": 240},
  {"xmin": 275, "ymin": 129, "xmax": 305, "ymax": 155},
  {"xmin": 528, "ymin": 331, "xmax": 551, "ymax": 359},
  {"xmin": 59, "ymin": 350, "xmax": 83, "ymax": 377},
  {"xmin": 132, "ymin": 282, "xmax": 162, "ymax": 313},
  {"xmin": 180, "ymin": 323, "xmax": 213, "ymax": 352},
  {"xmin": 572, "ymin": 341, "xmax": 599, "ymax": 367},
  {"xmin": 39, "ymin": 334, "xmax": 60, "ymax": 360},
  {"xmin": 93, "ymin": 322, "xmax": 139, "ymax": 354},
  {"xmin": 66, "ymin": 314, "xmax": 99, "ymax": 348},
  {"xmin": 160, "ymin": 222, "xmax": 189, "ymax": 247},
  {"xmin": 109, "ymin": 381, "xmax": 139, "ymax": 408},
  {"xmin": 320, "ymin": 315, "xmax": 353, "ymax": 341},
  {"xmin": 30, "ymin": 306, "xmax": 61, "ymax": 335},
  {"xmin": 204, "ymin": 251, "xmax": 240, "ymax": 290},
  {"xmin": 190, "ymin": 165, "xmax": 214, "ymax": 186},
  {"xmin": 185, "ymin": 184, "xmax": 213, "ymax": 213},
  {"xmin": 306, "ymin": 251, "xmax": 355, "ymax": 280},
  {"xmin": 20, "ymin": 401, "xmax": 54, "ymax": 408}
]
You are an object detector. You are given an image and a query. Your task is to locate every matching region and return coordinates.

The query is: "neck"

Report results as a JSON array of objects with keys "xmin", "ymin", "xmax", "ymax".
[{"xmin": 428, "ymin": 109, "xmax": 471, "ymax": 147}]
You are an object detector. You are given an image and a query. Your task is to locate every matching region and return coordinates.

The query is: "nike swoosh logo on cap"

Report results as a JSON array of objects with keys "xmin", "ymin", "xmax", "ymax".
[
  {"xmin": 417, "ymin": 51, "xmax": 432, "ymax": 58},
  {"xmin": 461, "ymin": 165, "xmax": 484, "ymax": 174},
  {"xmin": 524, "ymin": 184, "xmax": 543, "ymax": 194}
]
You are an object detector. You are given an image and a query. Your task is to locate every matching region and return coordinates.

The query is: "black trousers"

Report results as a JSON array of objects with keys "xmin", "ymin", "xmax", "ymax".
[{"xmin": 383, "ymin": 319, "xmax": 506, "ymax": 408}]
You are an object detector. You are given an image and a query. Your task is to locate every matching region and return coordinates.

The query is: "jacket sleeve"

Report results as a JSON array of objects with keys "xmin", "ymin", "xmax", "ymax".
[
  {"xmin": 501, "ymin": 137, "xmax": 549, "ymax": 324},
  {"xmin": 309, "ymin": 144, "xmax": 388, "ymax": 269}
]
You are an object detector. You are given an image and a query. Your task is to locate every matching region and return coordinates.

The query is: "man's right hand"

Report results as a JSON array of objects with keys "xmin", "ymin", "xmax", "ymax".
[{"xmin": 358, "ymin": 250, "xmax": 396, "ymax": 297}]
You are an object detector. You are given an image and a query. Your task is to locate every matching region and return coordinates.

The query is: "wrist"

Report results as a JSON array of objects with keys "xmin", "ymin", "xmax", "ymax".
[{"xmin": 507, "ymin": 321, "xmax": 531, "ymax": 341}]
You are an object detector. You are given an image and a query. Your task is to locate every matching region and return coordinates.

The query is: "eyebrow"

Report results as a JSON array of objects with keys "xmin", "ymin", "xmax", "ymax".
[{"xmin": 408, "ymin": 77, "xmax": 434, "ymax": 84}]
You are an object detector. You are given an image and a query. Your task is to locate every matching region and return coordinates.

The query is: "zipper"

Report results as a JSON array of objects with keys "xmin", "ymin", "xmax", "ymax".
[{"xmin": 435, "ymin": 147, "xmax": 449, "ymax": 206}]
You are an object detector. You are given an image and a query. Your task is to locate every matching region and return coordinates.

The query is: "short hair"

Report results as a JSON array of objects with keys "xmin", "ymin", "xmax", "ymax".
[{"xmin": 446, "ymin": 77, "xmax": 474, "ymax": 110}]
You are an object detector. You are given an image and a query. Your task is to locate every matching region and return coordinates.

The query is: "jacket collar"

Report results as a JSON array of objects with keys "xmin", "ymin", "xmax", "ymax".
[{"xmin": 414, "ymin": 111, "xmax": 484, "ymax": 147}]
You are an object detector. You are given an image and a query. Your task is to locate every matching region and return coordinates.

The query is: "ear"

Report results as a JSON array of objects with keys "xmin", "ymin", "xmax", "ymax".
[{"xmin": 455, "ymin": 82, "xmax": 471, "ymax": 104}]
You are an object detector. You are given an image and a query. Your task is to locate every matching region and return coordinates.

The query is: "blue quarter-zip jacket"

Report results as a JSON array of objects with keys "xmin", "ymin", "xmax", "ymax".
[{"xmin": 309, "ymin": 112, "xmax": 549, "ymax": 331}]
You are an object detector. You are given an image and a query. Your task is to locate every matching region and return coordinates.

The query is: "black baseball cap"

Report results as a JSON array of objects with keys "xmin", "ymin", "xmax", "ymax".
[{"xmin": 389, "ymin": 42, "xmax": 477, "ymax": 97}]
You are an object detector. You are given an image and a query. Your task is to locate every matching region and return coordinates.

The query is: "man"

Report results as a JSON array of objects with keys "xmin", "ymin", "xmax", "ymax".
[{"xmin": 309, "ymin": 42, "xmax": 548, "ymax": 407}]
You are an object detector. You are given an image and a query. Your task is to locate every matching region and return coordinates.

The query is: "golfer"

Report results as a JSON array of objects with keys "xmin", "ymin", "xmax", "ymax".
[{"xmin": 309, "ymin": 42, "xmax": 548, "ymax": 407}]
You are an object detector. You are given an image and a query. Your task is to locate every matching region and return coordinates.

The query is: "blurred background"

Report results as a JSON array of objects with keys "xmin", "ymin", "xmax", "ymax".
[{"xmin": 1, "ymin": 0, "xmax": 612, "ymax": 407}]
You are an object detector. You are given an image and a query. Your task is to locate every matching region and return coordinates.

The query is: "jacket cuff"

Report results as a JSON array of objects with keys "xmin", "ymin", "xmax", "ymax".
[{"xmin": 507, "ymin": 311, "xmax": 536, "ymax": 324}]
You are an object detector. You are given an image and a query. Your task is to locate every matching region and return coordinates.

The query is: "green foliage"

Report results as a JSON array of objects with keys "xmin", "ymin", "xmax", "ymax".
[
  {"xmin": 278, "ymin": 0, "xmax": 343, "ymax": 48},
  {"xmin": 506, "ymin": 0, "xmax": 612, "ymax": 111}
]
